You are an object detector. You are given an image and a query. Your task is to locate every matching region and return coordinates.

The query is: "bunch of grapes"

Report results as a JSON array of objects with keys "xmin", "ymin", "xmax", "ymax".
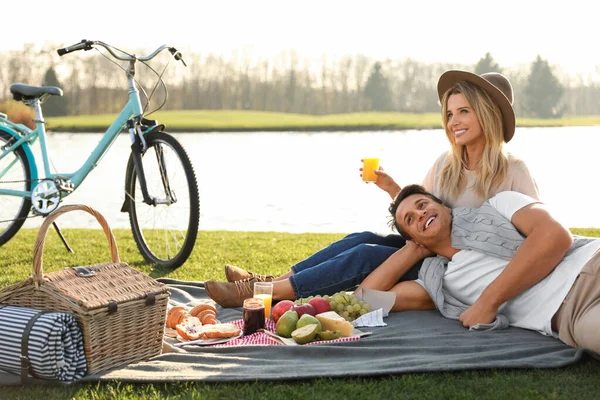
[
  {"xmin": 297, "ymin": 292, "xmax": 369, "ymax": 321},
  {"xmin": 327, "ymin": 292, "xmax": 371, "ymax": 321},
  {"xmin": 294, "ymin": 292, "xmax": 371, "ymax": 321}
]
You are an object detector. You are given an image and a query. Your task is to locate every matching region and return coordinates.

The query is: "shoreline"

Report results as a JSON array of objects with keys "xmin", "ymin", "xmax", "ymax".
[
  {"xmin": 50, "ymin": 125, "xmax": 440, "ymax": 134},
  {"xmin": 45, "ymin": 111, "xmax": 600, "ymax": 133},
  {"xmin": 49, "ymin": 122, "xmax": 600, "ymax": 134}
]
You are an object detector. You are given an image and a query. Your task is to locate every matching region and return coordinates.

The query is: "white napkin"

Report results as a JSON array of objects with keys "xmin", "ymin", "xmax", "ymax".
[
  {"xmin": 353, "ymin": 288, "xmax": 396, "ymax": 317},
  {"xmin": 351, "ymin": 308, "xmax": 386, "ymax": 327}
]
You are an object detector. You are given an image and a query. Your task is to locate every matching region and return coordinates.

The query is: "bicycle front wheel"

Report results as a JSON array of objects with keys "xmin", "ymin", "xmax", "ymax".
[
  {"xmin": 124, "ymin": 132, "xmax": 199, "ymax": 269},
  {"xmin": 0, "ymin": 130, "xmax": 32, "ymax": 246}
]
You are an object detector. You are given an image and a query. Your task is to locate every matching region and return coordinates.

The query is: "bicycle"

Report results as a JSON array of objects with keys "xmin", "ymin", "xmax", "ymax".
[{"xmin": 0, "ymin": 39, "xmax": 200, "ymax": 269}]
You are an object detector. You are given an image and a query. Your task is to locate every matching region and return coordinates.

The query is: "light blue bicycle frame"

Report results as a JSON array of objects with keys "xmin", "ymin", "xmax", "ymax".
[{"xmin": 0, "ymin": 47, "xmax": 153, "ymax": 201}]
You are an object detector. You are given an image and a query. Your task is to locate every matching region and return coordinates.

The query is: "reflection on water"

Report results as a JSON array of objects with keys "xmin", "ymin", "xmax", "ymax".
[{"xmin": 20, "ymin": 126, "xmax": 600, "ymax": 232}]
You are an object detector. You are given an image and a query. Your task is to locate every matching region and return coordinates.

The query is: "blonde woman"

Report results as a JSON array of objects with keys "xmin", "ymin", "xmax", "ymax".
[
  {"xmin": 206, "ymin": 70, "xmax": 540, "ymax": 308},
  {"xmin": 377, "ymin": 70, "xmax": 537, "ymax": 208}
]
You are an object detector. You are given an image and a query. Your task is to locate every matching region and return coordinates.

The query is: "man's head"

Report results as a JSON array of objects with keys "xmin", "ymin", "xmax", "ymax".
[{"xmin": 389, "ymin": 185, "xmax": 452, "ymax": 248}]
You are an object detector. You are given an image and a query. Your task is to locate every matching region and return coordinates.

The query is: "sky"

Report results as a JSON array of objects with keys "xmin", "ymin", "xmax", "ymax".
[{"xmin": 3, "ymin": 0, "xmax": 599, "ymax": 78}]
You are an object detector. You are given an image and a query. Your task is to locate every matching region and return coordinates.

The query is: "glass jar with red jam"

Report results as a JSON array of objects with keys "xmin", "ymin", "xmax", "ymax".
[{"xmin": 243, "ymin": 297, "xmax": 265, "ymax": 336}]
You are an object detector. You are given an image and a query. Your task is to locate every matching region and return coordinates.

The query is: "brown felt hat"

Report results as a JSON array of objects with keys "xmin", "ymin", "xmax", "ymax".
[{"xmin": 437, "ymin": 70, "xmax": 515, "ymax": 142}]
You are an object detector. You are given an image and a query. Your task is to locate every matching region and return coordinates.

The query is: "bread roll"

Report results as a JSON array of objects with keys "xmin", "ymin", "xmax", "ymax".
[
  {"xmin": 201, "ymin": 323, "xmax": 241, "ymax": 339},
  {"xmin": 176, "ymin": 316, "xmax": 203, "ymax": 341}
]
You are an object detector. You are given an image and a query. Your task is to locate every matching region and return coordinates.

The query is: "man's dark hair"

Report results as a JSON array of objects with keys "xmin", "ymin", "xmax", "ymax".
[{"xmin": 388, "ymin": 184, "xmax": 444, "ymax": 239}]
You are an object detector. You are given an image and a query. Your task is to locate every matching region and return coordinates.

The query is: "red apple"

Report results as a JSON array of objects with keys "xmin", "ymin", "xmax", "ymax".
[
  {"xmin": 291, "ymin": 303, "xmax": 316, "ymax": 318},
  {"xmin": 272, "ymin": 300, "xmax": 295, "ymax": 322},
  {"xmin": 308, "ymin": 297, "xmax": 331, "ymax": 315}
]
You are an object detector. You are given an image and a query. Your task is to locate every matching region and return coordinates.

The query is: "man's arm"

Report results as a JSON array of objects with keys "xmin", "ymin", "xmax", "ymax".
[
  {"xmin": 357, "ymin": 241, "xmax": 433, "ymax": 292},
  {"xmin": 459, "ymin": 203, "xmax": 573, "ymax": 327}
]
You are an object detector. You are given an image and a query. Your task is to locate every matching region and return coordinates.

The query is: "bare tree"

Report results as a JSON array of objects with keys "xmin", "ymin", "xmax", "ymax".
[{"xmin": 1, "ymin": 45, "xmax": 598, "ymax": 117}]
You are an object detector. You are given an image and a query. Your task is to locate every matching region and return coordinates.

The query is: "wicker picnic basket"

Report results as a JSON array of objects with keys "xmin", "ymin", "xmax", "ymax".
[{"xmin": 0, "ymin": 204, "xmax": 170, "ymax": 374}]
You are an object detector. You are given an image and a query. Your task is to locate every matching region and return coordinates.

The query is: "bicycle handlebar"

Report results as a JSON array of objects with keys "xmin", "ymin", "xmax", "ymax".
[
  {"xmin": 57, "ymin": 40, "xmax": 187, "ymax": 66},
  {"xmin": 57, "ymin": 39, "xmax": 93, "ymax": 56}
]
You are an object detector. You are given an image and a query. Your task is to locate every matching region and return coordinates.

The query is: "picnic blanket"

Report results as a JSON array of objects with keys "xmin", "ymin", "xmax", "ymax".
[{"xmin": 0, "ymin": 278, "xmax": 595, "ymax": 385}]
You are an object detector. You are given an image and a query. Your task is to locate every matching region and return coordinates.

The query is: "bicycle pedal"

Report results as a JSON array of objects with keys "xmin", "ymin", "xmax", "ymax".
[{"xmin": 54, "ymin": 178, "xmax": 74, "ymax": 192}]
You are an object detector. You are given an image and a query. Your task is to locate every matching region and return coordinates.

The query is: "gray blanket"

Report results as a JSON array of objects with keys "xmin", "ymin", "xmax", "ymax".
[{"xmin": 0, "ymin": 279, "xmax": 593, "ymax": 384}]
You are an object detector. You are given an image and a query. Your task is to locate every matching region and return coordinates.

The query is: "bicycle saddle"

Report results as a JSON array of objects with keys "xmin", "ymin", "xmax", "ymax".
[{"xmin": 10, "ymin": 83, "xmax": 63, "ymax": 101}]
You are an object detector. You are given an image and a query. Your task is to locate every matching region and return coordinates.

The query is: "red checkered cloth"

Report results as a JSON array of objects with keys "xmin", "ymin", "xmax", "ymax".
[{"xmin": 212, "ymin": 319, "xmax": 360, "ymax": 347}]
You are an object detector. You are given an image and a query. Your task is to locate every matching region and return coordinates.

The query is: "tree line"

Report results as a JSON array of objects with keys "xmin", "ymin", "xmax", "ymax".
[{"xmin": 1, "ymin": 44, "xmax": 599, "ymax": 120}]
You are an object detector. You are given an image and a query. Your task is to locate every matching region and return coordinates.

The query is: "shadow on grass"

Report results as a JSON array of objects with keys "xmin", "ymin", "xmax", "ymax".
[{"xmin": 126, "ymin": 260, "xmax": 193, "ymax": 281}]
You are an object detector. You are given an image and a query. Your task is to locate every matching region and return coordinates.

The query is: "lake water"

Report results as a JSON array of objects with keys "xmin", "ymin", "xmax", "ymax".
[{"xmin": 19, "ymin": 126, "xmax": 600, "ymax": 233}]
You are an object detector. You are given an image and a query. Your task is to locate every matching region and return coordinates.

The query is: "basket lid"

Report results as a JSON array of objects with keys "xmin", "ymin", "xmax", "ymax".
[
  {"xmin": 42, "ymin": 262, "xmax": 169, "ymax": 311},
  {"xmin": 19, "ymin": 204, "xmax": 170, "ymax": 311}
]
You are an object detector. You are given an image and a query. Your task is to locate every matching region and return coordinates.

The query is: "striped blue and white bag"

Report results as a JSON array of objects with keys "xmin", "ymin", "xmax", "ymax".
[{"xmin": 0, "ymin": 305, "xmax": 87, "ymax": 382}]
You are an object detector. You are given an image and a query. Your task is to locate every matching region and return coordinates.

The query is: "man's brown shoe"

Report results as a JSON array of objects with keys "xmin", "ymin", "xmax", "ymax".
[
  {"xmin": 205, "ymin": 278, "xmax": 257, "ymax": 308},
  {"xmin": 224, "ymin": 264, "xmax": 274, "ymax": 283}
]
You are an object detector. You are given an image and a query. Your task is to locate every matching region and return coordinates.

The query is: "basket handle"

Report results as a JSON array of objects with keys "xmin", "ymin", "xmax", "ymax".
[{"xmin": 33, "ymin": 204, "xmax": 121, "ymax": 285}]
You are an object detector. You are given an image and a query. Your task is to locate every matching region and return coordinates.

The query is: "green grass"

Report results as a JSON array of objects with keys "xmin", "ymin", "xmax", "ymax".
[
  {"xmin": 45, "ymin": 110, "xmax": 600, "ymax": 132},
  {"xmin": 518, "ymin": 115, "xmax": 600, "ymax": 127},
  {"xmin": 46, "ymin": 111, "xmax": 443, "ymax": 132},
  {"xmin": 0, "ymin": 228, "xmax": 599, "ymax": 399}
]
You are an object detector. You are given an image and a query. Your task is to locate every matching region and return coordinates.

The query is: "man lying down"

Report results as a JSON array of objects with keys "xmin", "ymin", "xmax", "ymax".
[{"xmin": 357, "ymin": 184, "xmax": 600, "ymax": 355}]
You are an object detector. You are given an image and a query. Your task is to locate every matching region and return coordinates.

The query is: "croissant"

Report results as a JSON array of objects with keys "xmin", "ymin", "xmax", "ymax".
[
  {"xmin": 166, "ymin": 306, "xmax": 188, "ymax": 328},
  {"xmin": 166, "ymin": 303, "xmax": 219, "ymax": 329},
  {"xmin": 190, "ymin": 303, "xmax": 217, "ymax": 317},
  {"xmin": 196, "ymin": 309, "xmax": 217, "ymax": 325}
]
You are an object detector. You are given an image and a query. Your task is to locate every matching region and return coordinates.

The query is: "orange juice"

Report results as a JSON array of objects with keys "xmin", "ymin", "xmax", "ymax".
[
  {"xmin": 362, "ymin": 157, "xmax": 380, "ymax": 182},
  {"xmin": 254, "ymin": 294, "xmax": 272, "ymax": 319}
]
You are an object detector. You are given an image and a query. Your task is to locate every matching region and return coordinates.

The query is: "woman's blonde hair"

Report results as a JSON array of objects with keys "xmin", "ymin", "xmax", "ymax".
[{"xmin": 439, "ymin": 81, "xmax": 508, "ymax": 201}]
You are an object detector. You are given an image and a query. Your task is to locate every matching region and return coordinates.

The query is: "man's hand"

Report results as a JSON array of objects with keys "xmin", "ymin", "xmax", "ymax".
[
  {"xmin": 458, "ymin": 201, "xmax": 572, "ymax": 329},
  {"xmin": 458, "ymin": 299, "xmax": 498, "ymax": 328},
  {"xmin": 404, "ymin": 240, "xmax": 435, "ymax": 260}
]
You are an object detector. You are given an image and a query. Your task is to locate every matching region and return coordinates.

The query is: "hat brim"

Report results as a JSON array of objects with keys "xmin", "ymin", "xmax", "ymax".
[{"xmin": 437, "ymin": 70, "xmax": 515, "ymax": 142}]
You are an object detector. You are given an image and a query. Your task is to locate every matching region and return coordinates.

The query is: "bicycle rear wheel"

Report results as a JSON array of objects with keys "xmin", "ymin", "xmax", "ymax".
[
  {"xmin": 124, "ymin": 132, "xmax": 199, "ymax": 269},
  {"xmin": 0, "ymin": 130, "xmax": 32, "ymax": 245}
]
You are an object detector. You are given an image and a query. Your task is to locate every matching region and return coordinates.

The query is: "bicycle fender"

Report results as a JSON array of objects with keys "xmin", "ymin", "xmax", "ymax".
[
  {"xmin": 0, "ymin": 126, "xmax": 39, "ymax": 181},
  {"xmin": 142, "ymin": 124, "xmax": 165, "ymax": 135}
]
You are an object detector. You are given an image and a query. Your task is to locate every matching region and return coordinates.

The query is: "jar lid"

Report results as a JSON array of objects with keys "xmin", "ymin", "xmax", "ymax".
[{"xmin": 243, "ymin": 297, "xmax": 264, "ymax": 309}]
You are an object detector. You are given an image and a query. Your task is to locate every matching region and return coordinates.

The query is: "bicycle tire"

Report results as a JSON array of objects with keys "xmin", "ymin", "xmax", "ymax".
[
  {"xmin": 0, "ymin": 130, "xmax": 32, "ymax": 246},
  {"xmin": 124, "ymin": 132, "xmax": 199, "ymax": 269}
]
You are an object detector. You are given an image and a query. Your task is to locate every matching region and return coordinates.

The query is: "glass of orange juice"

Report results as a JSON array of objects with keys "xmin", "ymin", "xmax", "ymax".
[
  {"xmin": 362, "ymin": 157, "xmax": 380, "ymax": 182},
  {"xmin": 253, "ymin": 282, "xmax": 273, "ymax": 319}
]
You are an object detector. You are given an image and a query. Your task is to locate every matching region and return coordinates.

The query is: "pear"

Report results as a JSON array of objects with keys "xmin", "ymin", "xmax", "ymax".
[
  {"xmin": 296, "ymin": 314, "xmax": 321, "ymax": 332},
  {"xmin": 275, "ymin": 310, "xmax": 299, "ymax": 338},
  {"xmin": 317, "ymin": 330, "xmax": 341, "ymax": 341},
  {"xmin": 291, "ymin": 323, "xmax": 318, "ymax": 344}
]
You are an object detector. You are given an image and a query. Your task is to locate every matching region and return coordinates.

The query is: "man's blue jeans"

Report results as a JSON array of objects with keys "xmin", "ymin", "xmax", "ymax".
[{"xmin": 288, "ymin": 231, "xmax": 421, "ymax": 298}]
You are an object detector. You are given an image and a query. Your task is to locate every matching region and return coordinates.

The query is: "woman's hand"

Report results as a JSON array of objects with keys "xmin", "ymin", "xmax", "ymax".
[
  {"xmin": 374, "ymin": 168, "xmax": 401, "ymax": 198},
  {"xmin": 360, "ymin": 161, "xmax": 401, "ymax": 199}
]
